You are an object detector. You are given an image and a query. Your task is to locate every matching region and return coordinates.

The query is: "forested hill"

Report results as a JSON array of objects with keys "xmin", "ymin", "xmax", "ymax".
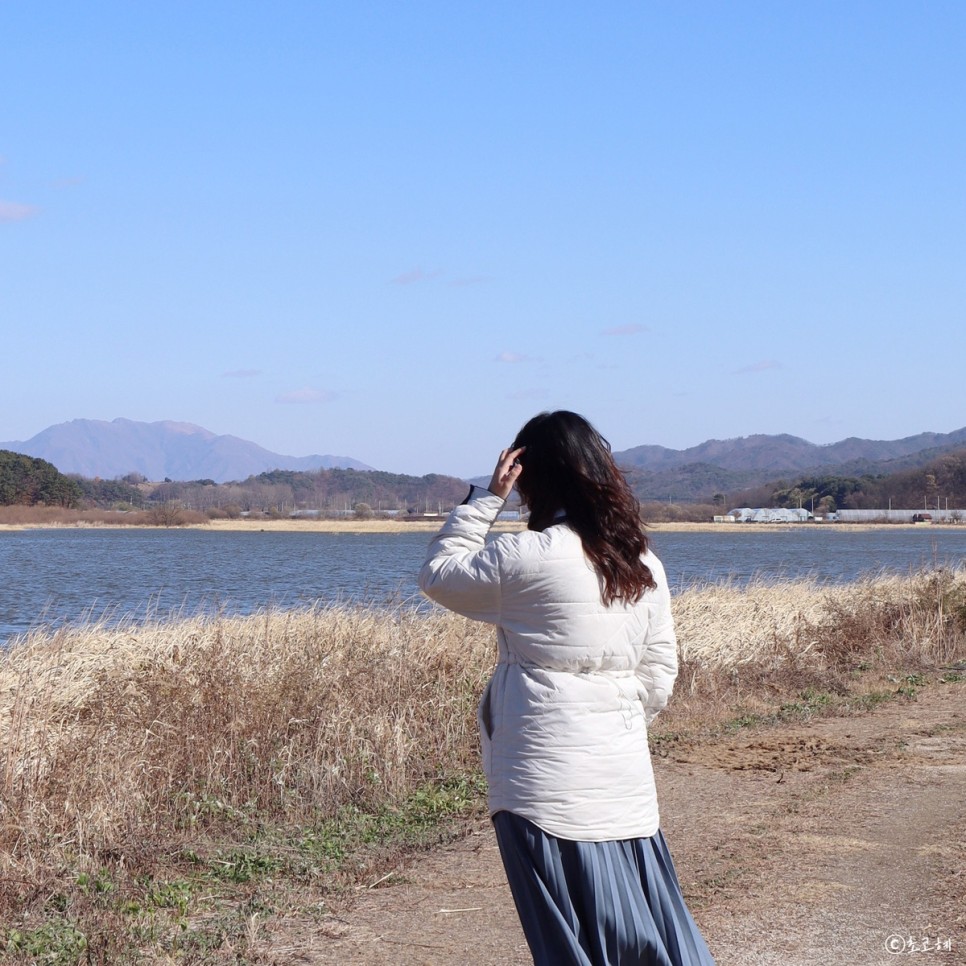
[
  {"xmin": 0, "ymin": 450, "xmax": 470, "ymax": 516},
  {"xmin": 730, "ymin": 448, "xmax": 966, "ymax": 514},
  {"xmin": 0, "ymin": 450, "xmax": 81, "ymax": 507}
]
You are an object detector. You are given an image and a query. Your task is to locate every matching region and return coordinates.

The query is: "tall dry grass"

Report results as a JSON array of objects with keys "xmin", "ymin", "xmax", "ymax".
[
  {"xmin": 1, "ymin": 606, "xmax": 492, "ymax": 898},
  {"xmin": 0, "ymin": 505, "xmax": 209, "ymax": 527},
  {"xmin": 664, "ymin": 568, "xmax": 966, "ymax": 728},
  {"xmin": 1, "ymin": 569, "xmax": 965, "ymax": 949}
]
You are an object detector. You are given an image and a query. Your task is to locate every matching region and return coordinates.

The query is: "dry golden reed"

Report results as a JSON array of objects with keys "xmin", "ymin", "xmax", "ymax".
[
  {"xmin": 1, "ymin": 568, "xmax": 965, "ymax": 932},
  {"xmin": 2, "ymin": 607, "xmax": 492, "ymax": 867},
  {"xmin": 0, "ymin": 505, "xmax": 208, "ymax": 528},
  {"xmin": 663, "ymin": 568, "xmax": 966, "ymax": 727}
]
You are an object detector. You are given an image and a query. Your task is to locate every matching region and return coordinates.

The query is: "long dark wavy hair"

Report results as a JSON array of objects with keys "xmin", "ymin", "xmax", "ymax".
[{"xmin": 511, "ymin": 411, "xmax": 656, "ymax": 605}]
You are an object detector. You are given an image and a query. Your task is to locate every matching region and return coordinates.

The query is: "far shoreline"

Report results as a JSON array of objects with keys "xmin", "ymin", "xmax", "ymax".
[
  {"xmin": 203, "ymin": 519, "xmax": 966, "ymax": 534},
  {"xmin": 2, "ymin": 518, "xmax": 964, "ymax": 534}
]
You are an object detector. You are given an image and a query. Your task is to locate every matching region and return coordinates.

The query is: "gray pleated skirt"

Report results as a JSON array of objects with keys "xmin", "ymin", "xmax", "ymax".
[{"xmin": 492, "ymin": 811, "xmax": 715, "ymax": 966}]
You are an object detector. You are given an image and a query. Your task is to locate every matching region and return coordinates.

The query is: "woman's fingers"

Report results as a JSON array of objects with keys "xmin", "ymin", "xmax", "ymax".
[{"xmin": 488, "ymin": 446, "xmax": 525, "ymax": 499}]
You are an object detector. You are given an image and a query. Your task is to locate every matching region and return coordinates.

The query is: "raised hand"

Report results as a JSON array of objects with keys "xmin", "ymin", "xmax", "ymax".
[{"xmin": 487, "ymin": 446, "xmax": 525, "ymax": 500}]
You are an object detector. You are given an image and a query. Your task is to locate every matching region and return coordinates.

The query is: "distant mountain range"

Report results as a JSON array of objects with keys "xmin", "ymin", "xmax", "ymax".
[
  {"xmin": 616, "ymin": 429, "xmax": 966, "ymax": 475},
  {"xmin": 0, "ymin": 419, "xmax": 372, "ymax": 484},
  {"xmin": 613, "ymin": 427, "xmax": 966, "ymax": 501},
  {"xmin": 4, "ymin": 418, "xmax": 966, "ymax": 498}
]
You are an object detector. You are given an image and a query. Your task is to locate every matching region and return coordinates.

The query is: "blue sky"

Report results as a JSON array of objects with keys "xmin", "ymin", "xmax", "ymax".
[{"xmin": 2, "ymin": 2, "xmax": 964, "ymax": 478}]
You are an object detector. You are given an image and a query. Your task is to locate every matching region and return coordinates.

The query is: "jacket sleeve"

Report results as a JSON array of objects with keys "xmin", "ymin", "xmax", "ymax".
[
  {"xmin": 635, "ymin": 554, "xmax": 678, "ymax": 725},
  {"xmin": 418, "ymin": 487, "xmax": 506, "ymax": 624}
]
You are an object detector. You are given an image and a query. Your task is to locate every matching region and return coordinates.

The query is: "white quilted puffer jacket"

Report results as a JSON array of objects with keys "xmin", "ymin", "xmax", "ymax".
[{"xmin": 419, "ymin": 488, "xmax": 678, "ymax": 841}]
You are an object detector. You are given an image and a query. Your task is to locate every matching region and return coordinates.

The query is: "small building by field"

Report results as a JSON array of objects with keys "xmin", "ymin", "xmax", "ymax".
[{"xmin": 727, "ymin": 507, "xmax": 812, "ymax": 523}]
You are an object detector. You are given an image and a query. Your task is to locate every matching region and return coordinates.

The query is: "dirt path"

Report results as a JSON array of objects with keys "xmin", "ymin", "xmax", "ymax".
[{"xmin": 263, "ymin": 681, "xmax": 966, "ymax": 965}]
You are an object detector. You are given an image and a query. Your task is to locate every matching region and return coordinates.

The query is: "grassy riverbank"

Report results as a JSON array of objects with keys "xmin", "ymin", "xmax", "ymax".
[{"xmin": 2, "ymin": 571, "xmax": 965, "ymax": 961}]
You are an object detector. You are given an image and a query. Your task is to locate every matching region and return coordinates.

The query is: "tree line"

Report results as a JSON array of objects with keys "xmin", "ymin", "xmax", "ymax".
[
  {"xmin": 140, "ymin": 467, "xmax": 470, "ymax": 517},
  {"xmin": 0, "ymin": 451, "xmax": 82, "ymax": 508},
  {"xmin": 729, "ymin": 449, "xmax": 966, "ymax": 513},
  {"xmin": 0, "ymin": 458, "xmax": 470, "ymax": 519}
]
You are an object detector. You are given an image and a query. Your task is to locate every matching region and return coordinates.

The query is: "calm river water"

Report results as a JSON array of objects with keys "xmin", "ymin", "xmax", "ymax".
[{"xmin": 3, "ymin": 526, "xmax": 966, "ymax": 643}]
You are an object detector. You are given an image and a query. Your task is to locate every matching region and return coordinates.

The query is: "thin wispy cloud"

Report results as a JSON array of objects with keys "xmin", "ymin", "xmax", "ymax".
[
  {"xmin": 732, "ymin": 359, "xmax": 782, "ymax": 375},
  {"xmin": 495, "ymin": 351, "xmax": 532, "ymax": 364},
  {"xmin": 601, "ymin": 323, "xmax": 648, "ymax": 336},
  {"xmin": 0, "ymin": 200, "xmax": 39, "ymax": 222},
  {"xmin": 389, "ymin": 267, "xmax": 442, "ymax": 286},
  {"xmin": 275, "ymin": 388, "xmax": 338, "ymax": 404},
  {"xmin": 222, "ymin": 368, "xmax": 261, "ymax": 378}
]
